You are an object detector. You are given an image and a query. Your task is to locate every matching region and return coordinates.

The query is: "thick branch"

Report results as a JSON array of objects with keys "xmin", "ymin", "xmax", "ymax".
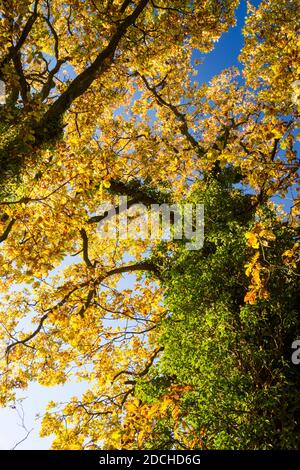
[
  {"xmin": 0, "ymin": 0, "xmax": 39, "ymax": 80},
  {"xmin": 12, "ymin": 52, "xmax": 30, "ymax": 102},
  {"xmin": 113, "ymin": 346, "xmax": 164, "ymax": 382},
  {"xmin": 40, "ymin": 59, "xmax": 67, "ymax": 101},
  {"xmin": 0, "ymin": 219, "xmax": 16, "ymax": 243},
  {"xmin": 80, "ymin": 228, "xmax": 93, "ymax": 268},
  {"xmin": 37, "ymin": 0, "xmax": 150, "ymax": 131},
  {"xmin": 120, "ymin": 0, "xmax": 132, "ymax": 13}
]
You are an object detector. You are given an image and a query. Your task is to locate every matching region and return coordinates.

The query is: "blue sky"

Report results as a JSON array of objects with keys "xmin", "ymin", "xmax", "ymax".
[{"xmin": 0, "ymin": 0, "xmax": 262, "ymax": 450}]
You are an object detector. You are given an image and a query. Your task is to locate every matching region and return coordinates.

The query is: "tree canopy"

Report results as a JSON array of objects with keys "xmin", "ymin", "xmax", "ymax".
[{"xmin": 0, "ymin": 0, "xmax": 299, "ymax": 450}]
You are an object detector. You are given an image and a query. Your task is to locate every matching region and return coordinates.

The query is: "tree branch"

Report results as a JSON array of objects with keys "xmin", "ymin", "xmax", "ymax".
[
  {"xmin": 80, "ymin": 228, "xmax": 93, "ymax": 268},
  {"xmin": 120, "ymin": 0, "xmax": 132, "ymax": 13},
  {"xmin": 44, "ymin": 0, "xmax": 59, "ymax": 60},
  {"xmin": 138, "ymin": 73, "xmax": 205, "ymax": 157},
  {"xmin": 88, "ymin": 178, "xmax": 168, "ymax": 224},
  {"xmin": 40, "ymin": 59, "xmax": 68, "ymax": 101},
  {"xmin": 113, "ymin": 346, "xmax": 163, "ymax": 382},
  {"xmin": 12, "ymin": 51, "xmax": 30, "ymax": 103}
]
